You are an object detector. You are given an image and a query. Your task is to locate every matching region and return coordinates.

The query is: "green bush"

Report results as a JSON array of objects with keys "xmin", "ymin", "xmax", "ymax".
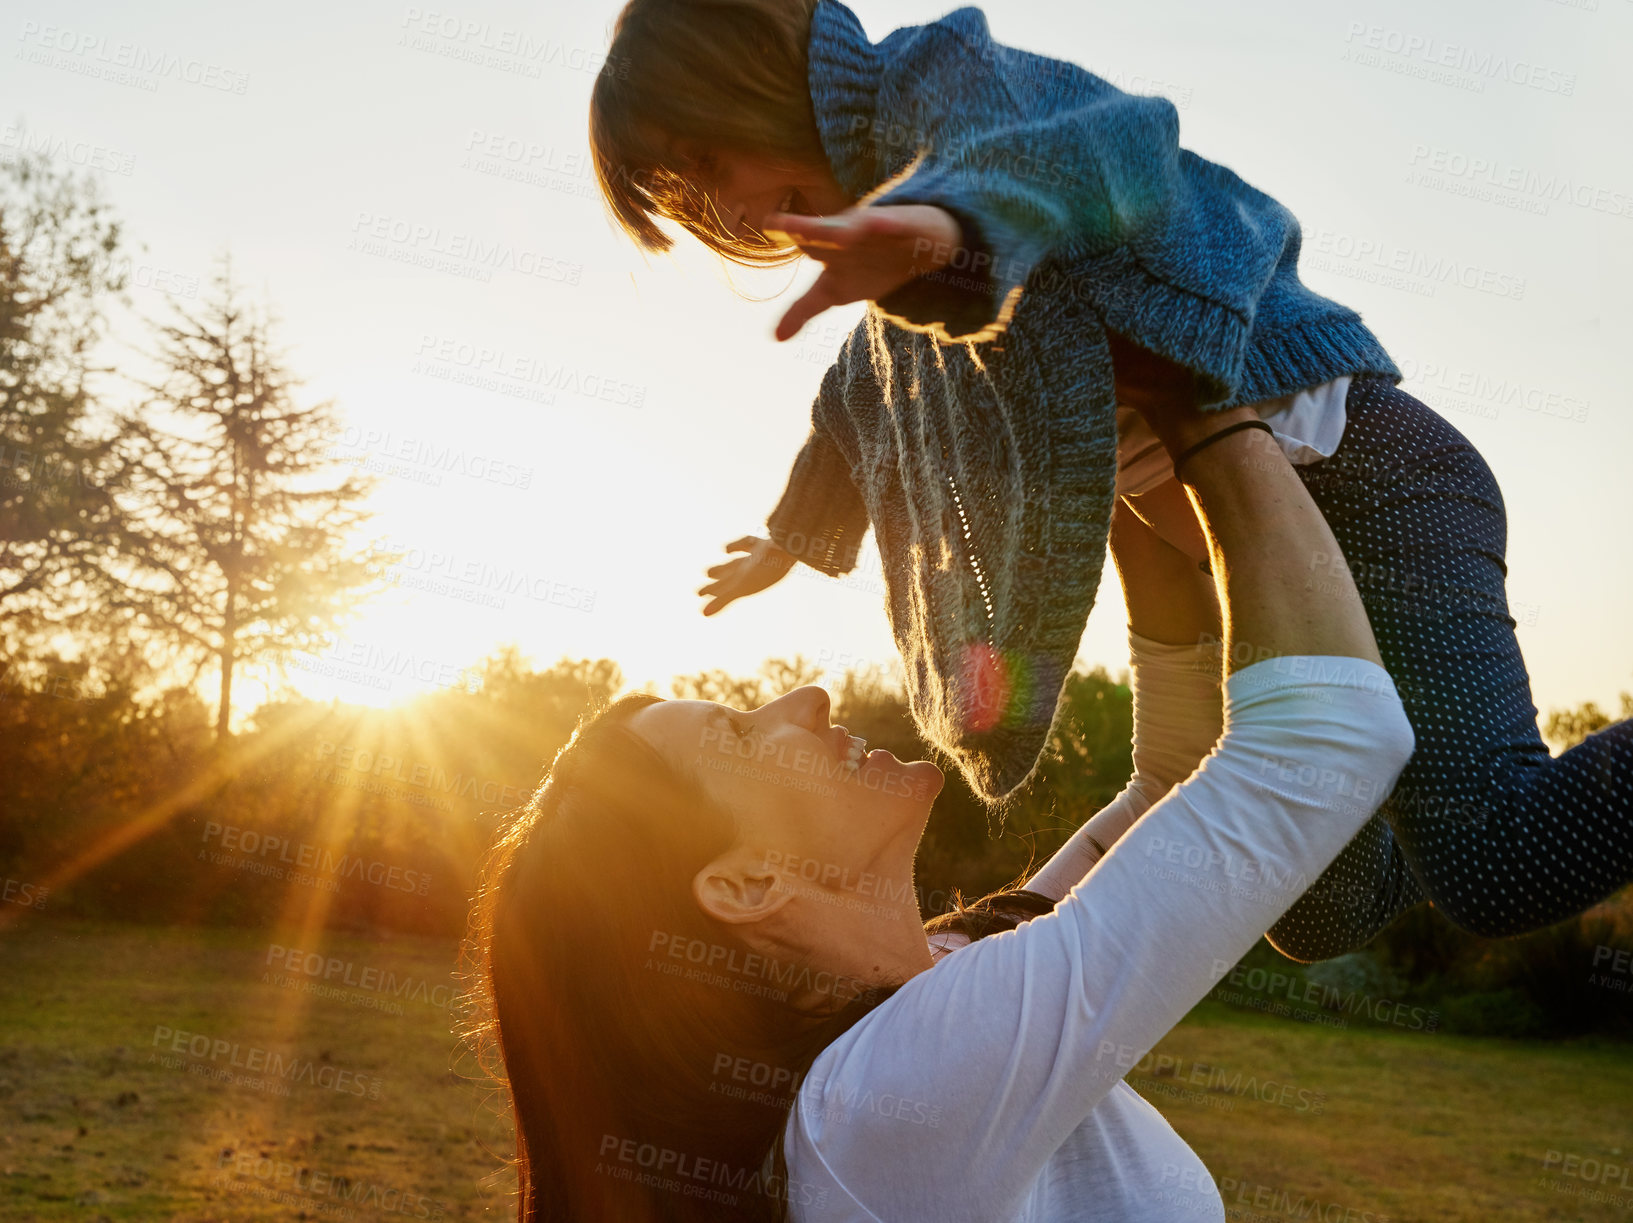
[{"xmin": 1436, "ymin": 989, "xmax": 1550, "ymax": 1039}]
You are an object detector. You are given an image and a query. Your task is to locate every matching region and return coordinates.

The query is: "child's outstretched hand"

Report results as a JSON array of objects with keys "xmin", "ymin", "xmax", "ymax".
[
  {"xmin": 699, "ymin": 536, "xmax": 796, "ymax": 616},
  {"xmin": 766, "ymin": 204, "xmax": 964, "ymax": 342}
]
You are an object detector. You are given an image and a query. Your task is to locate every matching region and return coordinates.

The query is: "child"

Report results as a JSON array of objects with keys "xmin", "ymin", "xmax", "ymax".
[{"xmin": 588, "ymin": 0, "xmax": 1630, "ymax": 960}]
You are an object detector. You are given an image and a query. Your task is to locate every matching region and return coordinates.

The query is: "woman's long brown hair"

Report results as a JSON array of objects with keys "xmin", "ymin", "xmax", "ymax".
[
  {"xmin": 464, "ymin": 693, "xmax": 1057, "ymax": 1221},
  {"xmin": 465, "ymin": 695, "xmax": 895, "ymax": 1221}
]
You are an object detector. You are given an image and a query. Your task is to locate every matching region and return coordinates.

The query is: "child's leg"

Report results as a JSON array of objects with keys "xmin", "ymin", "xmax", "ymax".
[
  {"xmin": 1268, "ymin": 374, "xmax": 1632, "ymax": 955},
  {"xmin": 1267, "ymin": 818, "xmax": 1426, "ymax": 962}
]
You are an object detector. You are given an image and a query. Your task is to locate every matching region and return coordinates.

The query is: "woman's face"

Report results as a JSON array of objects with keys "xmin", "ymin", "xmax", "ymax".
[
  {"xmin": 627, "ymin": 686, "xmax": 943, "ymax": 959},
  {"xmin": 666, "ymin": 137, "xmax": 854, "ymax": 243}
]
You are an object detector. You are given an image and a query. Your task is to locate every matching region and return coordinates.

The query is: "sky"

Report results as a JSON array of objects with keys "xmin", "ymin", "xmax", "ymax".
[{"xmin": 4, "ymin": 0, "xmax": 1631, "ymax": 719}]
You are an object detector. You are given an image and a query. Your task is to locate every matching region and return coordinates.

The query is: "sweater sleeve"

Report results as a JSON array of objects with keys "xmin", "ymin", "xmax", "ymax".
[
  {"xmin": 766, "ymin": 348, "xmax": 871, "ymax": 577},
  {"xmin": 787, "ymin": 657, "xmax": 1414, "ymax": 1220},
  {"xmin": 860, "ymin": 7, "xmax": 1290, "ymax": 404},
  {"xmin": 766, "ymin": 422, "xmax": 870, "ymax": 578}
]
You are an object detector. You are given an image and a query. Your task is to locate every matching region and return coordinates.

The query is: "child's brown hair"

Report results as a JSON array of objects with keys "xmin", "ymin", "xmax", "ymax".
[{"xmin": 590, "ymin": 0, "xmax": 826, "ymax": 268}]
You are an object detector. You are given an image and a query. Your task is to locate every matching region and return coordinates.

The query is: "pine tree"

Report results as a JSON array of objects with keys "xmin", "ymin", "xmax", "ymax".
[{"xmin": 121, "ymin": 263, "xmax": 393, "ymax": 739}]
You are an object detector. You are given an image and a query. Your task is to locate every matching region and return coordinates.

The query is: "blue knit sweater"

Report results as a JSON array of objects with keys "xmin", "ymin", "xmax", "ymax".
[{"xmin": 767, "ymin": 0, "xmax": 1402, "ymax": 801}]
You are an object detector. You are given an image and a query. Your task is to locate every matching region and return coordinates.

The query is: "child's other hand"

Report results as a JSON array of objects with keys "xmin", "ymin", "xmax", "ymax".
[
  {"xmin": 699, "ymin": 536, "xmax": 796, "ymax": 616},
  {"xmin": 767, "ymin": 204, "xmax": 964, "ymax": 342}
]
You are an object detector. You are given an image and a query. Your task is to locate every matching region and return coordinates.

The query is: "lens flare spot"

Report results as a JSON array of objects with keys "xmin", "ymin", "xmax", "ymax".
[{"xmin": 959, "ymin": 642, "xmax": 1010, "ymax": 734}]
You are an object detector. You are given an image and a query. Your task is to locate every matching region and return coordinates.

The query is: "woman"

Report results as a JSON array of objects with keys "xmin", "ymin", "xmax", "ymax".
[{"xmin": 468, "ymin": 394, "xmax": 1416, "ymax": 1221}]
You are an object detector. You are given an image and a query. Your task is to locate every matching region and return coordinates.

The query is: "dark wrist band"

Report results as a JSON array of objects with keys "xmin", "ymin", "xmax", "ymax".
[{"xmin": 1170, "ymin": 420, "xmax": 1276, "ymax": 484}]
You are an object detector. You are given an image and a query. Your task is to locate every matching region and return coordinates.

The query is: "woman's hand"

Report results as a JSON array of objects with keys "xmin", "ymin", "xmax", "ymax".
[
  {"xmin": 1147, "ymin": 404, "xmax": 1386, "ymax": 671},
  {"xmin": 698, "ymin": 536, "xmax": 796, "ymax": 616},
  {"xmin": 767, "ymin": 204, "xmax": 964, "ymax": 341}
]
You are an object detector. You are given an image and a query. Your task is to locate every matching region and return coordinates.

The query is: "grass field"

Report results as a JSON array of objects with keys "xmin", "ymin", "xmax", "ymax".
[{"xmin": 2, "ymin": 920, "xmax": 1629, "ymax": 1221}]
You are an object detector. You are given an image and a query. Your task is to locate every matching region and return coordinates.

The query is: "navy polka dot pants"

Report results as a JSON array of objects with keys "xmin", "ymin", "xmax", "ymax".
[{"xmin": 1265, "ymin": 374, "xmax": 1633, "ymax": 962}]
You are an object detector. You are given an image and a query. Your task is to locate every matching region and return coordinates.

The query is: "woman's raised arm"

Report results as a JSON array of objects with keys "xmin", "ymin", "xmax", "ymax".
[
  {"xmin": 1024, "ymin": 503, "xmax": 1222, "ymax": 900},
  {"xmin": 786, "ymin": 405, "xmax": 1414, "ymax": 1221}
]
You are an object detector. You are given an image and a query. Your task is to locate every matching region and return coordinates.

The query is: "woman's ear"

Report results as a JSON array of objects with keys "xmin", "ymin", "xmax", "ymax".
[{"xmin": 693, "ymin": 846, "xmax": 796, "ymax": 926}]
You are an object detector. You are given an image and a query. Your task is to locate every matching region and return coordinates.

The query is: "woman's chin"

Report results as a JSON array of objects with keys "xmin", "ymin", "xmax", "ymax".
[
  {"xmin": 859, "ymin": 748, "xmax": 944, "ymax": 804},
  {"xmin": 910, "ymin": 760, "xmax": 946, "ymax": 802}
]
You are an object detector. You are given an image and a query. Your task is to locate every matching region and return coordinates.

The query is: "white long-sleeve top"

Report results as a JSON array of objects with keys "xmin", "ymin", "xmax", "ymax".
[{"xmin": 787, "ymin": 656, "xmax": 1413, "ymax": 1223}]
